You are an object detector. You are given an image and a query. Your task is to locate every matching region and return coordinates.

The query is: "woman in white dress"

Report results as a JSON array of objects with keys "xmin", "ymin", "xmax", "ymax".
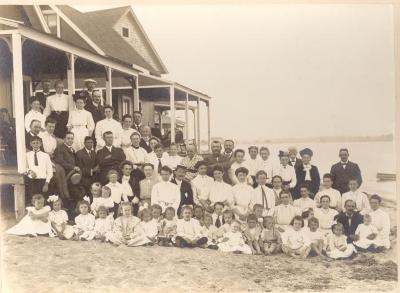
[
  {"xmin": 67, "ymin": 96, "xmax": 95, "ymax": 151},
  {"xmin": 120, "ymin": 114, "xmax": 139, "ymax": 156},
  {"xmin": 368, "ymin": 194, "xmax": 391, "ymax": 249},
  {"xmin": 6, "ymin": 194, "xmax": 52, "ymax": 236},
  {"xmin": 232, "ymin": 167, "xmax": 253, "ymax": 222},
  {"xmin": 228, "ymin": 149, "xmax": 247, "ymax": 185}
]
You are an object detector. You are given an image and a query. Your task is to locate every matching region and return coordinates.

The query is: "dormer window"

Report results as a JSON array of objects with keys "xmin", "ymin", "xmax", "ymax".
[
  {"xmin": 122, "ymin": 27, "xmax": 129, "ymax": 38},
  {"xmin": 42, "ymin": 9, "xmax": 60, "ymax": 38}
]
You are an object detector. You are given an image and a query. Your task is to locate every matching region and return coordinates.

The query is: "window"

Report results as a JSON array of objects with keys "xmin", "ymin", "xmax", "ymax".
[
  {"xmin": 43, "ymin": 10, "xmax": 57, "ymax": 28},
  {"xmin": 122, "ymin": 27, "xmax": 129, "ymax": 38},
  {"xmin": 122, "ymin": 97, "xmax": 131, "ymax": 115}
]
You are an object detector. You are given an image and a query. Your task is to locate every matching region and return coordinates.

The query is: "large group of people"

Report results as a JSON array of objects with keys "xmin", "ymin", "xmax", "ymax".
[{"xmin": 5, "ymin": 79, "xmax": 392, "ymax": 259}]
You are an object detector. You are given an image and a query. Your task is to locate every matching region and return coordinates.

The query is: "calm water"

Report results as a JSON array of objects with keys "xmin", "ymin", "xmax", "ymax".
[{"xmin": 207, "ymin": 141, "xmax": 397, "ymax": 200}]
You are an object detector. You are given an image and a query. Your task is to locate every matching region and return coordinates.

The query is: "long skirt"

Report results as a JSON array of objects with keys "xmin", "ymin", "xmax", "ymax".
[
  {"xmin": 6, "ymin": 215, "xmax": 51, "ymax": 236},
  {"xmin": 50, "ymin": 224, "xmax": 74, "ymax": 239},
  {"xmin": 107, "ymin": 231, "xmax": 151, "ymax": 246},
  {"xmin": 327, "ymin": 244, "xmax": 357, "ymax": 259},
  {"xmin": 353, "ymin": 238, "xmax": 384, "ymax": 250},
  {"xmin": 71, "ymin": 126, "xmax": 90, "ymax": 152},
  {"xmin": 218, "ymin": 242, "xmax": 252, "ymax": 254}
]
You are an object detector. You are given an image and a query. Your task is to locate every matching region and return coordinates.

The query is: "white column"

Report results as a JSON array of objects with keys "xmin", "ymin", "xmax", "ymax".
[
  {"xmin": 169, "ymin": 86, "xmax": 175, "ymax": 143},
  {"xmin": 207, "ymin": 100, "xmax": 211, "ymax": 152},
  {"xmin": 185, "ymin": 92, "xmax": 189, "ymax": 144},
  {"xmin": 193, "ymin": 109, "xmax": 197, "ymax": 145},
  {"xmin": 67, "ymin": 53, "xmax": 75, "ymax": 111},
  {"xmin": 12, "ymin": 33, "xmax": 26, "ymax": 173},
  {"xmin": 133, "ymin": 75, "xmax": 139, "ymax": 111},
  {"xmin": 196, "ymin": 97, "xmax": 201, "ymax": 152},
  {"xmin": 105, "ymin": 67, "xmax": 112, "ymax": 106}
]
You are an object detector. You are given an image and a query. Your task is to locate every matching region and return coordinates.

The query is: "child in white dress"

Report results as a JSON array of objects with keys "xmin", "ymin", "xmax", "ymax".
[
  {"xmin": 243, "ymin": 214, "xmax": 262, "ymax": 254},
  {"xmin": 218, "ymin": 220, "xmax": 252, "ymax": 254},
  {"xmin": 326, "ymin": 223, "xmax": 357, "ymax": 259},
  {"xmin": 139, "ymin": 208, "xmax": 159, "ymax": 244},
  {"xmin": 353, "ymin": 214, "xmax": 384, "ymax": 252},
  {"xmin": 107, "ymin": 202, "xmax": 151, "ymax": 247},
  {"xmin": 281, "ymin": 216, "xmax": 311, "ymax": 258},
  {"xmin": 217, "ymin": 209, "xmax": 235, "ymax": 237},
  {"xmin": 67, "ymin": 96, "xmax": 95, "ymax": 151},
  {"xmin": 91, "ymin": 185, "xmax": 114, "ymax": 217},
  {"xmin": 200, "ymin": 214, "xmax": 219, "ymax": 249},
  {"xmin": 304, "ymin": 217, "xmax": 325, "ymax": 257},
  {"xmin": 158, "ymin": 207, "xmax": 177, "ymax": 246},
  {"xmin": 6, "ymin": 194, "xmax": 51, "ymax": 237},
  {"xmin": 73, "ymin": 200, "xmax": 96, "ymax": 241},
  {"xmin": 94, "ymin": 206, "xmax": 114, "ymax": 242},
  {"xmin": 48, "ymin": 195, "xmax": 74, "ymax": 240},
  {"xmin": 150, "ymin": 204, "xmax": 163, "ymax": 224}
]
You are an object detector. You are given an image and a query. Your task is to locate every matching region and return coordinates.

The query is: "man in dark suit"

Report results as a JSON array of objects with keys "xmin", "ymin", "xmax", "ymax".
[
  {"xmin": 330, "ymin": 148, "xmax": 362, "ymax": 194},
  {"xmin": 80, "ymin": 79, "xmax": 97, "ymax": 104},
  {"xmin": 294, "ymin": 148, "xmax": 320, "ymax": 199},
  {"xmin": 25, "ymin": 120, "xmax": 43, "ymax": 151},
  {"xmin": 34, "ymin": 79, "xmax": 52, "ymax": 111},
  {"xmin": 132, "ymin": 111, "xmax": 143, "ymax": 132},
  {"xmin": 84, "ymin": 89, "xmax": 104, "ymax": 125},
  {"xmin": 139, "ymin": 125, "xmax": 152, "ymax": 153},
  {"xmin": 119, "ymin": 160, "xmax": 141, "ymax": 215},
  {"xmin": 171, "ymin": 165, "xmax": 194, "ymax": 216},
  {"xmin": 96, "ymin": 131, "xmax": 126, "ymax": 184},
  {"xmin": 288, "ymin": 146, "xmax": 303, "ymax": 169},
  {"xmin": 334, "ymin": 199, "xmax": 363, "ymax": 243},
  {"xmin": 204, "ymin": 140, "xmax": 232, "ymax": 184},
  {"xmin": 76, "ymin": 136, "xmax": 98, "ymax": 195}
]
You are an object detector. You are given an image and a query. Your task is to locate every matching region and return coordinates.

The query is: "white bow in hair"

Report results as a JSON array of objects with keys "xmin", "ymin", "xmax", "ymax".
[
  {"xmin": 47, "ymin": 195, "xmax": 59, "ymax": 202},
  {"xmin": 83, "ymin": 196, "xmax": 91, "ymax": 203}
]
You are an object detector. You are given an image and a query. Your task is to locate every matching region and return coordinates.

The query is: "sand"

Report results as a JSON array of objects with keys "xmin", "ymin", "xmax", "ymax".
[{"xmin": 1, "ymin": 199, "xmax": 398, "ymax": 292}]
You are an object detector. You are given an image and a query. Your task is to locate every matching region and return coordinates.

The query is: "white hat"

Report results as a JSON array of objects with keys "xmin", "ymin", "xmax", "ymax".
[{"xmin": 84, "ymin": 78, "xmax": 97, "ymax": 84}]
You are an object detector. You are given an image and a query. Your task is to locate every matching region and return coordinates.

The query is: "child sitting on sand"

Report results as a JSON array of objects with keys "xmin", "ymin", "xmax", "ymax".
[
  {"xmin": 193, "ymin": 205, "xmax": 205, "ymax": 226},
  {"xmin": 48, "ymin": 195, "xmax": 74, "ymax": 240},
  {"xmin": 139, "ymin": 208, "xmax": 159, "ymax": 244},
  {"xmin": 158, "ymin": 207, "xmax": 177, "ymax": 246},
  {"xmin": 200, "ymin": 214, "xmax": 219, "ymax": 249},
  {"xmin": 91, "ymin": 184, "xmax": 114, "ymax": 217},
  {"xmin": 218, "ymin": 220, "xmax": 252, "ymax": 254},
  {"xmin": 304, "ymin": 217, "xmax": 325, "ymax": 257},
  {"xmin": 353, "ymin": 214, "xmax": 384, "ymax": 252},
  {"xmin": 253, "ymin": 204, "xmax": 265, "ymax": 224},
  {"xmin": 151, "ymin": 204, "xmax": 163, "ymax": 224},
  {"xmin": 6, "ymin": 193, "xmax": 51, "ymax": 237},
  {"xmin": 243, "ymin": 214, "xmax": 262, "ymax": 254},
  {"xmin": 73, "ymin": 199, "xmax": 96, "ymax": 241},
  {"xmin": 259, "ymin": 216, "xmax": 282, "ymax": 255},
  {"xmin": 107, "ymin": 202, "xmax": 151, "ymax": 247},
  {"xmin": 212, "ymin": 202, "xmax": 225, "ymax": 228},
  {"xmin": 175, "ymin": 206, "xmax": 208, "ymax": 248},
  {"xmin": 94, "ymin": 206, "xmax": 114, "ymax": 242},
  {"xmin": 281, "ymin": 215, "xmax": 311, "ymax": 259},
  {"xmin": 326, "ymin": 223, "xmax": 357, "ymax": 259},
  {"xmin": 218, "ymin": 209, "xmax": 235, "ymax": 236}
]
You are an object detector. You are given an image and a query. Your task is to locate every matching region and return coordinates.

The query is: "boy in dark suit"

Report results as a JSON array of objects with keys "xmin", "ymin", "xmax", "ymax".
[
  {"xmin": 171, "ymin": 165, "xmax": 194, "ymax": 216},
  {"xmin": 96, "ymin": 131, "xmax": 126, "ymax": 184},
  {"xmin": 330, "ymin": 148, "xmax": 362, "ymax": 194},
  {"xmin": 76, "ymin": 136, "xmax": 98, "ymax": 195}
]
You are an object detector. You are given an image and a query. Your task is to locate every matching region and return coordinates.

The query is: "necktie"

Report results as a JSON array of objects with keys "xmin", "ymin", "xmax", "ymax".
[
  {"xmin": 261, "ymin": 187, "xmax": 268, "ymax": 209},
  {"xmin": 34, "ymin": 151, "xmax": 38, "ymax": 166},
  {"xmin": 215, "ymin": 216, "xmax": 221, "ymax": 228},
  {"xmin": 158, "ymin": 159, "xmax": 162, "ymax": 174}
]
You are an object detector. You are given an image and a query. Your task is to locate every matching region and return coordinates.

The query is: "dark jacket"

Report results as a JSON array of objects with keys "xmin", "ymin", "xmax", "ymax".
[
  {"xmin": 54, "ymin": 144, "xmax": 77, "ymax": 173},
  {"xmin": 171, "ymin": 178, "xmax": 194, "ymax": 215},
  {"xmin": 76, "ymin": 148, "xmax": 97, "ymax": 187},
  {"xmin": 334, "ymin": 211, "xmax": 363, "ymax": 243},
  {"xmin": 289, "ymin": 157, "xmax": 303, "ymax": 169},
  {"xmin": 330, "ymin": 161, "xmax": 362, "ymax": 194},
  {"xmin": 96, "ymin": 146, "xmax": 126, "ymax": 184},
  {"xmin": 294, "ymin": 164, "xmax": 320, "ymax": 199},
  {"xmin": 34, "ymin": 91, "xmax": 51, "ymax": 110},
  {"xmin": 85, "ymin": 102, "xmax": 105, "ymax": 125},
  {"xmin": 139, "ymin": 138, "xmax": 152, "ymax": 153},
  {"xmin": 204, "ymin": 153, "xmax": 232, "ymax": 184}
]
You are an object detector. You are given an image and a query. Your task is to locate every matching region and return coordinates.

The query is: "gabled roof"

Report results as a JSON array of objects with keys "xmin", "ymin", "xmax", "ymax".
[{"xmin": 57, "ymin": 5, "xmax": 167, "ymax": 76}]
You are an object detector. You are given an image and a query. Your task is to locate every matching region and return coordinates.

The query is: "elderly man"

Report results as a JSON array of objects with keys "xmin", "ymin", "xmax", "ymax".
[
  {"xmin": 85, "ymin": 89, "xmax": 104, "ymax": 125},
  {"xmin": 180, "ymin": 144, "xmax": 203, "ymax": 180},
  {"xmin": 288, "ymin": 146, "xmax": 302, "ymax": 169},
  {"xmin": 34, "ymin": 79, "xmax": 52, "ymax": 110},
  {"xmin": 96, "ymin": 131, "xmax": 126, "ymax": 184},
  {"xmin": 139, "ymin": 125, "xmax": 153, "ymax": 153},
  {"xmin": 204, "ymin": 140, "xmax": 232, "ymax": 184},
  {"xmin": 44, "ymin": 80, "xmax": 70, "ymax": 139},
  {"xmin": 223, "ymin": 139, "xmax": 235, "ymax": 160},
  {"xmin": 330, "ymin": 148, "xmax": 363, "ymax": 194},
  {"xmin": 95, "ymin": 105, "xmax": 123, "ymax": 151}
]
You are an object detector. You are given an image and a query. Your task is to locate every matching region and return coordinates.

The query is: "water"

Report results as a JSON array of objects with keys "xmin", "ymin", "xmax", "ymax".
[{"xmin": 207, "ymin": 141, "xmax": 397, "ymax": 201}]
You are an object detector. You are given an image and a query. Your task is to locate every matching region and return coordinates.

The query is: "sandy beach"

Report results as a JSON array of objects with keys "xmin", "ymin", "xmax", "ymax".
[{"xmin": 1, "ymin": 198, "xmax": 397, "ymax": 293}]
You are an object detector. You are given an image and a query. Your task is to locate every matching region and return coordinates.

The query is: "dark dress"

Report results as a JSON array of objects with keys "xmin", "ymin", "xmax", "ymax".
[{"xmin": 294, "ymin": 164, "xmax": 320, "ymax": 199}]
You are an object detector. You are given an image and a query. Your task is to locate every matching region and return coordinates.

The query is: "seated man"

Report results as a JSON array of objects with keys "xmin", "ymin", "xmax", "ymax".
[
  {"xmin": 76, "ymin": 136, "xmax": 98, "ymax": 195},
  {"xmin": 334, "ymin": 199, "xmax": 363, "ymax": 243},
  {"xmin": 96, "ymin": 131, "xmax": 126, "ymax": 184},
  {"xmin": 95, "ymin": 105, "xmax": 123, "ymax": 151}
]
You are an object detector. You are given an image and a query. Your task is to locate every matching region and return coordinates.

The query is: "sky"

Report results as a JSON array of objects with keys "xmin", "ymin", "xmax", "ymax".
[{"xmin": 75, "ymin": 4, "xmax": 396, "ymax": 140}]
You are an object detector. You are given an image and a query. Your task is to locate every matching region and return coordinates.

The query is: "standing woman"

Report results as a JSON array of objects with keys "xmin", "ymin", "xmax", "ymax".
[
  {"xmin": 120, "ymin": 114, "xmax": 138, "ymax": 156},
  {"xmin": 67, "ymin": 95, "xmax": 95, "ymax": 151},
  {"xmin": 294, "ymin": 148, "xmax": 320, "ymax": 200}
]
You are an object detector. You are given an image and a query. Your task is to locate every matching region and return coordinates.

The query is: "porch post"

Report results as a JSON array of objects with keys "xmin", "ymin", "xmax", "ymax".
[
  {"xmin": 12, "ymin": 33, "xmax": 25, "ymax": 173},
  {"xmin": 12, "ymin": 32, "xmax": 26, "ymax": 220},
  {"xmin": 105, "ymin": 67, "xmax": 112, "ymax": 106},
  {"xmin": 207, "ymin": 100, "xmax": 211, "ymax": 152},
  {"xmin": 133, "ymin": 75, "xmax": 140, "ymax": 111},
  {"xmin": 193, "ymin": 109, "xmax": 197, "ymax": 145},
  {"xmin": 169, "ymin": 86, "xmax": 176, "ymax": 143},
  {"xmin": 67, "ymin": 53, "xmax": 76, "ymax": 111},
  {"xmin": 185, "ymin": 92, "xmax": 189, "ymax": 144},
  {"xmin": 196, "ymin": 97, "xmax": 201, "ymax": 152}
]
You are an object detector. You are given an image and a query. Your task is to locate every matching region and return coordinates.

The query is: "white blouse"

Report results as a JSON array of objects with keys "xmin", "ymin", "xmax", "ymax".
[{"xmin": 67, "ymin": 109, "xmax": 95, "ymax": 132}]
